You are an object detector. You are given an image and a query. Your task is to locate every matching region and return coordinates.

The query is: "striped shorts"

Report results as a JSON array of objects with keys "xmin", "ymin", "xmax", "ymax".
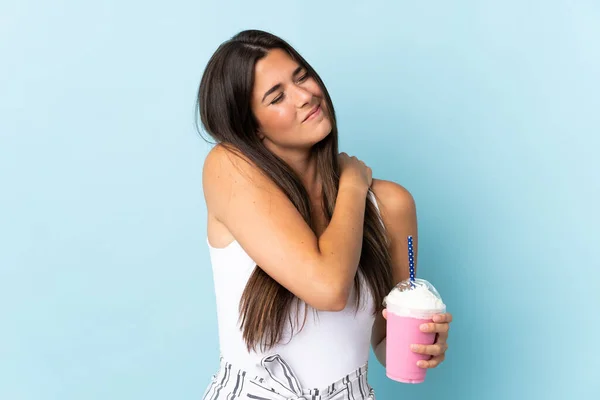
[{"xmin": 202, "ymin": 354, "xmax": 376, "ymax": 400}]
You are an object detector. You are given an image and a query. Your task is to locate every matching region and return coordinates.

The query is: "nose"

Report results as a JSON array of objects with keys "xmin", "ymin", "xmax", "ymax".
[{"xmin": 292, "ymin": 85, "xmax": 313, "ymax": 108}]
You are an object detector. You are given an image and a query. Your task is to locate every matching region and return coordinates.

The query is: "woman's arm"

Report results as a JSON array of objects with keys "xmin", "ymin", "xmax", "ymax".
[
  {"xmin": 203, "ymin": 144, "xmax": 370, "ymax": 312},
  {"xmin": 369, "ymin": 179, "xmax": 418, "ymax": 366},
  {"xmin": 370, "ymin": 178, "xmax": 453, "ymax": 369}
]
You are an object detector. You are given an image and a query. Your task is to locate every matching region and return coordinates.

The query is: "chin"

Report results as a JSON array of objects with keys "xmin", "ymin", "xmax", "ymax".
[
  {"xmin": 310, "ymin": 123, "xmax": 333, "ymax": 147},
  {"xmin": 320, "ymin": 119, "xmax": 333, "ymax": 138}
]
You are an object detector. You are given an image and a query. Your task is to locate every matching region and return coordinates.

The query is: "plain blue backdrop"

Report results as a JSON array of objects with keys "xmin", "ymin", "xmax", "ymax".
[{"xmin": 1, "ymin": 1, "xmax": 598, "ymax": 399}]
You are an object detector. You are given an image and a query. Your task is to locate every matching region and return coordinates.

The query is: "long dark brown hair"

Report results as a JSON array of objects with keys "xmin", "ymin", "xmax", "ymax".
[{"xmin": 196, "ymin": 29, "xmax": 393, "ymax": 352}]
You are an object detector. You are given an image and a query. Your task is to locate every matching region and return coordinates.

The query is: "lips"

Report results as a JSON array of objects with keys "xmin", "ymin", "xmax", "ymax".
[{"xmin": 303, "ymin": 105, "xmax": 321, "ymax": 122}]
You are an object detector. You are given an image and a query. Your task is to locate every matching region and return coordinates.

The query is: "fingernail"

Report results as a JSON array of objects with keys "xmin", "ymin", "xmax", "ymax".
[
  {"xmin": 432, "ymin": 315, "xmax": 442, "ymax": 322},
  {"xmin": 410, "ymin": 344, "xmax": 418, "ymax": 351},
  {"xmin": 420, "ymin": 324, "xmax": 428, "ymax": 331},
  {"xmin": 417, "ymin": 361, "xmax": 426, "ymax": 368}
]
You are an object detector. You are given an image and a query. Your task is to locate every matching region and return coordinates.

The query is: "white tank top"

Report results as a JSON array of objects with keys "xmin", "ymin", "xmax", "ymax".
[{"xmin": 207, "ymin": 193, "xmax": 382, "ymax": 389}]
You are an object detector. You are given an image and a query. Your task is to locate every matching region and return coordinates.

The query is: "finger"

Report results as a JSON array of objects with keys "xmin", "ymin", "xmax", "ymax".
[
  {"xmin": 410, "ymin": 343, "xmax": 448, "ymax": 357},
  {"xmin": 434, "ymin": 331, "xmax": 448, "ymax": 345},
  {"xmin": 419, "ymin": 322, "xmax": 450, "ymax": 334},
  {"xmin": 417, "ymin": 354, "xmax": 445, "ymax": 369},
  {"xmin": 432, "ymin": 313, "xmax": 453, "ymax": 323}
]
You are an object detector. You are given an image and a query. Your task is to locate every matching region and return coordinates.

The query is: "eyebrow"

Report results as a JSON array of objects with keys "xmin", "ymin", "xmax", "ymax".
[{"xmin": 261, "ymin": 66, "xmax": 305, "ymax": 103}]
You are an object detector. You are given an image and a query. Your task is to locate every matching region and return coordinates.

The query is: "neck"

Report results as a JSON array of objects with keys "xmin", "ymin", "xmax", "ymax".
[{"xmin": 266, "ymin": 145, "xmax": 321, "ymax": 196}]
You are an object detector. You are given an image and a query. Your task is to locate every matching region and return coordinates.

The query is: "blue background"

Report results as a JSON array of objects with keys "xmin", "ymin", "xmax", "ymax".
[{"xmin": 1, "ymin": 1, "xmax": 598, "ymax": 399}]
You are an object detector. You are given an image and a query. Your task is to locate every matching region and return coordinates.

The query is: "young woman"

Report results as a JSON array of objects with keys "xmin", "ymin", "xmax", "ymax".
[{"xmin": 197, "ymin": 29, "xmax": 453, "ymax": 400}]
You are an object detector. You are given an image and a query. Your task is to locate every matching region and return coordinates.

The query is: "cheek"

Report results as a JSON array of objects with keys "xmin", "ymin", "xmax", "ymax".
[
  {"xmin": 264, "ymin": 106, "xmax": 296, "ymax": 131},
  {"xmin": 308, "ymin": 80, "xmax": 324, "ymax": 98}
]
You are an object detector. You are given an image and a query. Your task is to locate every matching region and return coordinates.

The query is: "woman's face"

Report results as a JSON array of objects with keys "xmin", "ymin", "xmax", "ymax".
[{"xmin": 251, "ymin": 48, "xmax": 332, "ymax": 153}]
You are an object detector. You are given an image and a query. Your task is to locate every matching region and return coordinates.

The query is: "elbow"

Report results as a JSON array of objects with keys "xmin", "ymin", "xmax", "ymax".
[
  {"xmin": 328, "ymin": 286, "xmax": 350, "ymax": 311},
  {"xmin": 314, "ymin": 283, "xmax": 350, "ymax": 312},
  {"xmin": 305, "ymin": 260, "xmax": 352, "ymax": 311},
  {"xmin": 326, "ymin": 297, "xmax": 348, "ymax": 312}
]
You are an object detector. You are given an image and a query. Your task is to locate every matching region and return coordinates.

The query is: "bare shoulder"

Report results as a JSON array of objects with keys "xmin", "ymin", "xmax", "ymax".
[
  {"xmin": 202, "ymin": 143, "xmax": 262, "ymax": 188},
  {"xmin": 370, "ymin": 178, "xmax": 416, "ymax": 219},
  {"xmin": 370, "ymin": 178, "xmax": 417, "ymax": 243},
  {"xmin": 202, "ymin": 143, "xmax": 279, "ymax": 220}
]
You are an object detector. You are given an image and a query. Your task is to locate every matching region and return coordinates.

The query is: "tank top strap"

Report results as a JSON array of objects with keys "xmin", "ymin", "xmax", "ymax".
[{"xmin": 368, "ymin": 189, "xmax": 384, "ymax": 230}]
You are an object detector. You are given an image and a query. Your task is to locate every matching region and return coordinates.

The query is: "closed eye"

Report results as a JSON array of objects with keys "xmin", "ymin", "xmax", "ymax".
[
  {"xmin": 271, "ymin": 94, "xmax": 284, "ymax": 104},
  {"xmin": 269, "ymin": 72, "xmax": 310, "ymax": 105}
]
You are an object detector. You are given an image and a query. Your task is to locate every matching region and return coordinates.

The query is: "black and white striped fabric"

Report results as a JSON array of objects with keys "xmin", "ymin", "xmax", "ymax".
[{"xmin": 202, "ymin": 354, "xmax": 376, "ymax": 400}]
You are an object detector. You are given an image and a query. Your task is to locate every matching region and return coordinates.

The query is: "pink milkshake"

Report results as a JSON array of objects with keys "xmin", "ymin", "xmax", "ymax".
[{"xmin": 384, "ymin": 278, "xmax": 446, "ymax": 384}]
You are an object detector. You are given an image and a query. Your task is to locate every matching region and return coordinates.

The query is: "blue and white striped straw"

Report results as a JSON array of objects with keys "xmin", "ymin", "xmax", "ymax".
[{"xmin": 408, "ymin": 235, "xmax": 415, "ymax": 286}]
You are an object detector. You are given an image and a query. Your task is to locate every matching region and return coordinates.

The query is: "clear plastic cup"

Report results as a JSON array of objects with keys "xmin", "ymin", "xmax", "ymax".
[{"xmin": 383, "ymin": 278, "xmax": 446, "ymax": 384}]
